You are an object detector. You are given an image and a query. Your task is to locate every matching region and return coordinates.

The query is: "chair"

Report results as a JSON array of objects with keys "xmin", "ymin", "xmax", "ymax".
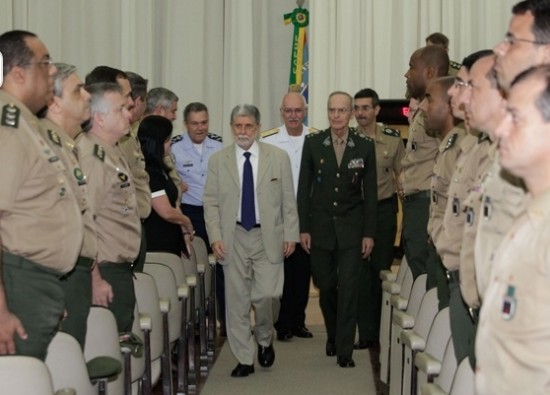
[
  {"xmin": 0, "ymin": 355, "xmax": 55, "ymax": 395},
  {"xmin": 400, "ymin": 288, "xmax": 439, "ymax": 395},
  {"xmin": 449, "ymin": 358, "xmax": 474, "ymax": 395},
  {"xmin": 414, "ymin": 307, "xmax": 451, "ymax": 394},
  {"xmin": 389, "ymin": 273, "xmax": 427, "ymax": 395},
  {"xmin": 421, "ymin": 339, "xmax": 457, "ymax": 395},
  {"xmin": 380, "ymin": 264, "xmax": 413, "ymax": 384}
]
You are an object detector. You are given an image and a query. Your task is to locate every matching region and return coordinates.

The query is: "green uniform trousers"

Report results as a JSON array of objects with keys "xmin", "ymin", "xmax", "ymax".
[
  {"xmin": 402, "ymin": 195, "xmax": 430, "ymax": 279},
  {"xmin": 426, "ymin": 242, "xmax": 449, "ymax": 310},
  {"xmin": 311, "ymin": 244, "xmax": 362, "ymax": 358},
  {"xmin": 59, "ymin": 256, "xmax": 93, "ymax": 349},
  {"xmin": 3, "ymin": 252, "xmax": 65, "ymax": 360},
  {"xmin": 448, "ymin": 273, "xmax": 476, "ymax": 364},
  {"xmin": 356, "ymin": 198, "xmax": 397, "ymax": 342},
  {"xmin": 132, "ymin": 223, "xmax": 147, "ymax": 273},
  {"xmin": 99, "ymin": 262, "xmax": 135, "ymax": 333}
]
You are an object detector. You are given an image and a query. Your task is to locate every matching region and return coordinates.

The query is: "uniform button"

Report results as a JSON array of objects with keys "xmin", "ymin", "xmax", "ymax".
[
  {"xmin": 333, "ymin": 216, "xmax": 337, "ymax": 220},
  {"xmin": 333, "ymin": 202, "xmax": 338, "ymax": 207},
  {"xmin": 335, "ymin": 187, "xmax": 339, "ymax": 192},
  {"xmin": 336, "ymin": 173, "xmax": 340, "ymax": 178}
]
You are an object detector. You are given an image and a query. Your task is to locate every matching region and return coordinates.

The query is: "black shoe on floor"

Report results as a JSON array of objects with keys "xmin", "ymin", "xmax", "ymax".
[
  {"xmin": 353, "ymin": 340, "xmax": 379, "ymax": 350},
  {"xmin": 231, "ymin": 363, "xmax": 255, "ymax": 377},
  {"xmin": 258, "ymin": 344, "xmax": 275, "ymax": 367},
  {"xmin": 276, "ymin": 328, "xmax": 293, "ymax": 341},
  {"xmin": 337, "ymin": 356, "xmax": 356, "ymax": 368},
  {"xmin": 326, "ymin": 340, "xmax": 336, "ymax": 356},
  {"xmin": 292, "ymin": 326, "xmax": 313, "ymax": 338}
]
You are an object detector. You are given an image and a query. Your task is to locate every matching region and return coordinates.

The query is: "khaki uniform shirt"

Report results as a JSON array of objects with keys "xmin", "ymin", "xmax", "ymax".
[
  {"xmin": 429, "ymin": 123, "xmax": 466, "ymax": 247},
  {"xmin": 119, "ymin": 121, "xmax": 151, "ymax": 219},
  {"xmin": 401, "ymin": 111, "xmax": 440, "ymax": 195},
  {"xmin": 77, "ymin": 132, "xmax": 141, "ymax": 264},
  {"xmin": 475, "ymin": 191, "xmax": 550, "ymax": 395},
  {"xmin": 165, "ymin": 153, "xmax": 183, "ymax": 204},
  {"xmin": 358, "ymin": 124, "xmax": 405, "ymax": 200},
  {"xmin": 437, "ymin": 133, "xmax": 478, "ymax": 270},
  {"xmin": 0, "ymin": 91, "xmax": 82, "ymax": 272},
  {"xmin": 459, "ymin": 134, "xmax": 493, "ymax": 307},
  {"xmin": 474, "ymin": 149, "xmax": 526, "ymax": 302},
  {"xmin": 40, "ymin": 118, "xmax": 97, "ymax": 260}
]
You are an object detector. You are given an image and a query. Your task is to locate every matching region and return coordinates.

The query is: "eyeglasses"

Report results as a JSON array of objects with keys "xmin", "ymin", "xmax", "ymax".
[
  {"xmin": 328, "ymin": 108, "xmax": 350, "ymax": 115},
  {"xmin": 453, "ymin": 78, "xmax": 472, "ymax": 89},
  {"xmin": 19, "ymin": 58, "xmax": 54, "ymax": 67},
  {"xmin": 281, "ymin": 108, "xmax": 305, "ymax": 115},
  {"xmin": 502, "ymin": 35, "xmax": 550, "ymax": 46}
]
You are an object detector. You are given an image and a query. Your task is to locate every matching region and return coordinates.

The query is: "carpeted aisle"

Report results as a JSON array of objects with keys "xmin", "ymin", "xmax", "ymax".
[{"xmin": 201, "ymin": 325, "xmax": 377, "ymax": 394}]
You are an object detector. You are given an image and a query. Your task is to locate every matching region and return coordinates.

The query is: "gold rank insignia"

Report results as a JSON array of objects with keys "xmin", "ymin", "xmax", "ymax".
[
  {"xmin": 118, "ymin": 172, "xmax": 129, "ymax": 182},
  {"xmin": 93, "ymin": 144, "xmax": 105, "ymax": 161},
  {"xmin": 260, "ymin": 127, "xmax": 279, "ymax": 138},
  {"xmin": 47, "ymin": 129, "xmax": 62, "ymax": 146},
  {"xmin": 1, "ymin": 104, "xmax": 20, "ymax": 128},
  {"xmin": 444, "ymin": 133, "xmax": 458, "ymax": 151}
]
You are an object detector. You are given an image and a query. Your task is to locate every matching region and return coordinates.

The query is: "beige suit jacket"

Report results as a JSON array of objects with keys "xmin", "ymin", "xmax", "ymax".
[{"xmin": 203, "ymin": 142, "xmax": 299, "ymax": 265}]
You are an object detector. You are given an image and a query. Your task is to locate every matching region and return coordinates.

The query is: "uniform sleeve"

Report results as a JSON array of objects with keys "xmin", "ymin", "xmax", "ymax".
[
  {"xmin": 148, "ymin": 168, "xmax": 167, "ymax": 195},
  {"xmin": 393, "ymin": 137, "xmax": 406, "ymax": 180},
  {"xmin": 203, "ymin": 153, "xmax": 222, "ymax": 244},
  {"xmin": 297, "ymin": 137, "xmax": 314, "ymax": 233},
  {"xmin": 279, "ymin": 150, "xmax": 300, "ymax": 242},
  {"xmin": 0, "ymin": 129, "xmax": 30, "ymax": 211},
  {"xmin": 362, "ymin": 139, "xmax": 378, "ymax": 237}
]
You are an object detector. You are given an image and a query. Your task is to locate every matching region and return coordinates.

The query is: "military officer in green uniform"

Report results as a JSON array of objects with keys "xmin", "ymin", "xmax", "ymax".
[
  {"xmin": 0, "ymin": 30, "xmax": 83, "ymax": 359},
  {"xmin": 297, "ymin": 91, "xmax": 377, "ymax": 368},
  {"xmin": 77, "ymin": 83, "xmax": 141, "ymax": 333},
  {"xmin": 352, "ymin": 88, "xmax": 404, "ymax": 349},
  {"xmin": 40, "ymin": 63, "xmax": 96, "ymax": 349}
]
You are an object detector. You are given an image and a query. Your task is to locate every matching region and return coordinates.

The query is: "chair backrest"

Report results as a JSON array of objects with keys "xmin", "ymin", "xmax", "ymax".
[
  {"xmin": 435, "ymin": 338, "xmax": 457, "ymax": 393},
  {"xmin": 146, "ymin": 252, "xmax": 187, "ymax": 286},
  {"xmin": 423, "ymin": 307, "xmax": 451, "ymax": 360},
  {"xmin": 449, "ymin": 358, "xmax": 474, "ymax": 395},
  {"xmin": 45, "ymin": 331, "xmax": 95, "ymax": 395},
  {"xmin": 0, "ymin": 355, "xmax": 55, "ymax": 395},
  {"xmin": 395, "ymin": 255, "xmax": 409, "ymax": 284},
  {"xmin": 84, "ymin": 306, "xmax": 124, "ymax": 395},
  {"xmin": 411, "ymin": 287, "xmax": 439, "ymax": 338},
  {"xmin": 405, "ymin": 273, "xmax": 427, "ymax": 317},
  {"xmin": 400, "ymin": 267, "xmax": 415, "ymax": 301}
]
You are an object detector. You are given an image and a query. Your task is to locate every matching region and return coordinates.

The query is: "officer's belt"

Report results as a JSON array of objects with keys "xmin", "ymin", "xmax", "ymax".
[
  {"xmin": 403, "ymin": 190, "xmax": 431, "ymax": 202},
  {"xmin": 181, "ymin": 203, "xmax": 204, "ymax": 213},
  {"xmin": 468, "ymin": 307, "xmax": 480, "ymax": 324},
  {"xmin": 76, "ymin": 256, "xmax": 95, "ymax": 269},
  {"xmin": 378, "ymin": 194, "xmax": 397, "ymax": 206},
  {"xmin": 2, "ymin": 251, "xmax": 66, "ymax": 279},
  {"xmin": 446, "ymin": 269, "xmax": 460, "ymax": 283}
]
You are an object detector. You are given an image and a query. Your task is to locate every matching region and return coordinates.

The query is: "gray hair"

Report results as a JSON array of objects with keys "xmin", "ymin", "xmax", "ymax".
[
  {"xmin": 145, "ymin": 87, "xmax": 178, "ymax": 114},
  {"xmin": 84, "ymin": 82, "xmax": 122, "ymax": 130},
  {"xmin": 53, "ymin": 63, "xmax": 77, "ymax": 98},
  {"xmin": 230, "ymin": 104, "xmax": 261, "ymax": 124}
]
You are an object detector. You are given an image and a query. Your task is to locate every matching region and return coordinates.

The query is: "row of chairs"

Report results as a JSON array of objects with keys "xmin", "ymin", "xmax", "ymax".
[
  {"xmin": 379, "ymin": 257, "xmax": 475, "ymax": 395},
  {"xmin": 0, "ymin": 236, "xmax": 218, "ymax": 395}
]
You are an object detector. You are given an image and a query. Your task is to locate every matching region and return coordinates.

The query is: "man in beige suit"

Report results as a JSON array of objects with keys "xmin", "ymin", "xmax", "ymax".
[{"xmin": 204, "ymin": 104, "xmax": 299, "ymax": 378}]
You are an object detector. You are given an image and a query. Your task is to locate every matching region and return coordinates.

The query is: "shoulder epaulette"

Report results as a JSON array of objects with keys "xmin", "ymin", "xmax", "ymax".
[
  {"xmin": 478, "ymin": 132, "xmax": 491, "ymax": 144},
  {"xmin": 93, "ymin": 144, "xmax": 105, "ymax": 162},
  {"xmin": 171, "ymin": 134, "xmax": 183, "ymax": 145},
  {"xmin": 382, "ymin": 127, "xmax": 401, "ymax": 138},
  {"xmin": 260, "ymin": 128, "xmax": 279, "ymax": 139},
  {"xmin": 307, "ymin": 126, "xmax": 320, "ymax": 134},
  {"xmin": 47, "ymin": 129, "xmax": 62, "ymax": 147},
  {"xmin": 444, "ymin": 133, "xmax": 459, "ymax": 151},
  {"xmin": 348, "ymin": 126, "xmax": 357, "ymax": 133},
  {"xmin": 450, "ymin": 60, "xmax": 462, "ymax": 70},
  {"xmin": 1, "ymin": 104, "xmax": 20, "ymax": 128},
  {"xmin": 208, "ymin": 132, "xmax": 223, "ymax": 142}
]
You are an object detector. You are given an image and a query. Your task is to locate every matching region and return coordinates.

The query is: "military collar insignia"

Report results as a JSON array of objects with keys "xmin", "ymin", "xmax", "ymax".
[
  {"xmin": 93, "ymin": 144, "xmax": 105, "ymax": 161},
  {"xmin": 118, "ymin": 172, "xmax": 129, "ymax": 182},
  {"xmin": 323, "ymin": 136, "xmax": 331, "ymax": 146},
  {"xmin": 1, "ymin": 104, "xmax": 20, "ymax": 128},
  {"xmin": 478, "ymin": 132, "xmax": 491, "ymax": 144},
  {"xmin": 47, "ymin": 129, "xmax": 62, "ymax": 147},
  {"xmin": 444, "ymin": 133, "xmax": 458, "ymax": 151},
  {"xmin": 347, "ymin": 137, "xmax": 356, "ymax": 148}
]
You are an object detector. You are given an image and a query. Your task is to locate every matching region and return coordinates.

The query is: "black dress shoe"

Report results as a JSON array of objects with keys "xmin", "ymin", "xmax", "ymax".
[
  {"xmin": 337, "ymin": 356, "xmax": 356, "ymax": 368},
  {"xmin": 231, "ymin": 363, "xmax": 255, "ymax": 377},
  {"xmin": 276, "ymin": 328, "xmax": 293, "ymax": 341},
  {"xmin": 353, "ymin": 340, "xmax": 379, "ymax": 350},
  {"xmin": 325, "ymin": 340, "xmax": 336, "ymax": 356},
  {"xmin": 292, "ymin": 326, "xmax": 313, "ymax": 338},
  {"xmin": 258, "ymin": 344, "xmax": 275, "ymax": 367}
]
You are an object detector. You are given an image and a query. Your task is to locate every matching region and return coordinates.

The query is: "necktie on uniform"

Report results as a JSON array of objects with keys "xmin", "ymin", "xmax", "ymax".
[
  {"xmin": 241, "ymin": 152, "xmax": 256, "ymax": 231},
  {"xmin": 334, "ymin": 138, "xmax": 345, "ymax": 166}
]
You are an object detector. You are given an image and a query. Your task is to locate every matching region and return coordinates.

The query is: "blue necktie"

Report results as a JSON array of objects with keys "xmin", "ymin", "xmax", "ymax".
[{"xmin": 241, "ymin": 152, "xmax": 256, "ymax": 231}]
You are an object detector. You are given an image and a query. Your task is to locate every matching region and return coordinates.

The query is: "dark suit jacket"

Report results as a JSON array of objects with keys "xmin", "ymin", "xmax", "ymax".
[{"xmin": 297, "ymin": 128, "xmax": 377, "ymax": 250}]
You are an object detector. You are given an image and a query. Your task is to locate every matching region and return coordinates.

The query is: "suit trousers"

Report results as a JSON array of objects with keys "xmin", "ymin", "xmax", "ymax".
[
  {"xmin": 224, "ymin": 225, "xmax": 283, "ymax": 365},
  {"xmin": 403, "ymin": 196, "xmax": 430, "ymax": 279},
  {"xmin": 311, "ymin": 244, "xmax": 362, "ymax": 358},
  {"xmin": 356, "ymin": 200, "xmax": 397, "ymax": 342},
  {"xmin": 275, "ymin": 243, "xmax": 311, "ymax": 331},
  {"xmin": 449, "ymin": 275, "xmax": 475, "ymax": 364}
]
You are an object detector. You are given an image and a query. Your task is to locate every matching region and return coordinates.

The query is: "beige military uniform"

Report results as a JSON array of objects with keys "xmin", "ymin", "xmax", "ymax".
[
  {"xmin": 0, "ymin": 91, "xmax": 82, "ymax": 273},
  {"xmin": 40, "ymin": 118, "xmax": 97, "ymax": 261},
  {"xmin": 369, "ymin": 124, "xmax": 405, "ymax": 200},
  {"xmin": 429, "ymin": 123, "xmax": 466, "ymax": 247},
  {"xmin": 76, "ymin": 132, "xmax": 141, "ymax": 264},
  {"xmin": 459, "ymin": 134, "xmax": 493, "ymax": 307},
  {"xmin": 165, "ymin": 153, "xmax": 183, "ymax": 203},
  {"xmin": 475, "ymin": 190, "xmax": 550, "ymax": 395},
  {"xmin": 119, "ymin": 121, "xmax": 151, "ymax": 219},
  {"xmin": 401, "ymin": 111, "xmax": 440, "ymax": 195},
  {"xmin": 436, "ymin": 133, "xmax": 479, "ymax": 270},
  {"xmin": 474, "ymin": 149, "xmax": 526, "ymax": 302}
]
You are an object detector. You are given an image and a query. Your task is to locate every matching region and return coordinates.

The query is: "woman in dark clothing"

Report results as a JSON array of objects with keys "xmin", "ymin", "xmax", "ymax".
[{"xmin": 138, "ymin": 115, "xmax": 193, "ymax": 256}]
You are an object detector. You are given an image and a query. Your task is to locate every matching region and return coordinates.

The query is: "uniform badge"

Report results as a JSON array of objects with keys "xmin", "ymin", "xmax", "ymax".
[
  {"xmin": 93, "ymin": 144, "xmax": 105, "ymax": 162},
  {"xmin": 118, "ymin": 172, "xmax": 130, "ymax": 188},
  {"xmin": 411, "ymin": 141, "xmax": 417, "ymax": 151},
  {"xmin": 483, "ymin": 196, "xmax": 492, "ymax": 219},
  {"xmin": 501, "ymin": 285, "xmax": 516, "ymax": 320},
  {"xmin": 466, "ymin": 207, "xmax": 474, "ymax": 225},
  {"xmin": 452, "ymin": 197, "xmax": 460, "ymax": 216},
  {"xmin": 1, "ymin": 104, "xmax": 20, "ymax": 128},
  {"xmin": 348, "ymin": 158, "xmax": 364, "ymax": 169},
  {"xmin": 74, "ymin": 168, "xmax": 86, "ymax": 186},
  {"xmin": 47, "ymin": 129, "xmax": 62, "ymax": 146},
  {"xmin": 432, "ymin": 191, "xmax": 438, "ymax": 204}
]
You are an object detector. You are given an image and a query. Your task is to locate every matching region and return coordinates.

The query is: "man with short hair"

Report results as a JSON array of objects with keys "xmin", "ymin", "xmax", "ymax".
[
  {"xmin": 204, "ymin": 104, "xmax": 299, "ymax": 377},
  {"xmin": 77, "ymin": 83, "xmax": 141, "ymax": 333},
  {"xmin": 476, "ymin": 64, "xmax": 550, "ymax": 395},
  {"xmin": 125, "ymin": 71, "xmax": 148, "ymax": 125},
  {"xmin": 352, "ymin": 88, "xmax": 404, "ymax": 349},
  {"xmin": 0, "ymin": 30, "xmax": 83, "ymax": 359},
  {"xmin": 144, "ymin": 87, "xmax": 179, "ymax": 121},
  {"xmin": 261, "ymin": 92, "xmax": 316, "ymax": 342},
  {"xmin": 298, "ymin": 91, "xmax": 377, "ymax": 368}
]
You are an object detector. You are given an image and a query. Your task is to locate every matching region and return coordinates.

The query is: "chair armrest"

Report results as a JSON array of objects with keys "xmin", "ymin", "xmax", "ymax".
[
  {"xmin": 401, "ymin": 330, "xmax": 426, "ymax": 350},
  {"xmin": 380, "ymin": 270, "xmax": 396, "ymax": 282},
  {"xmin": 197, "ymin": 263, "xmax": 206, "ymax": 274},
  {"xmin": 390, "ymin": 294, "xmax": 408, "ymax": 311},
  {"xmin": 178, "ymin": 284, "xmax": 189, "ymax": 299},
  {"xmin": 383, "ymin": 280, "xmax": 401, "ymax": 295},
  {"xmin": 186, "ymin": 275, "xmax": 197, "ymax": 287},
  {"xmin": 139, "ymin": 313, "xmax": 152, "ymax": 331},
  {"xmin": 208, "ymin": 254, "xmax": 216, "ymax": 266},
  {"xmin": 420, "ymin": 383, "xmax": 447, "ymax": 395},
  {"xmin": 415, "ymin": 352, "xmax": 442, "ymax": 375},
  {"xmin": 159, "ymin": 298, "xmax": 170, "ymax": 313},
  {"xmin": 393, "ymin": 310, "xmax": 414, "ymax": 329}
]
